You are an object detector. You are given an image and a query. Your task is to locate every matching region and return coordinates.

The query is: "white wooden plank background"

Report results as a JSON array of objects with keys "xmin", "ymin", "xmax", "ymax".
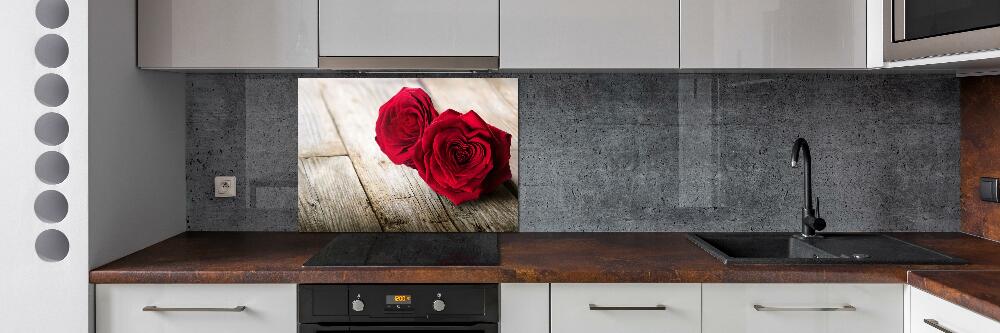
[{"xmin": 298, "ymin": 78, "xmax": 518, "ymax": 232}]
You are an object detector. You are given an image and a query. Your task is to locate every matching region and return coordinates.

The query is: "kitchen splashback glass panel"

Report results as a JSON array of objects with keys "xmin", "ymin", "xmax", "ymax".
[
  {"xmin": 186, "ymin": 73, "xmax": 958, "ymax": 233},
  {"xmin": 297, "ymin": 78, "xmax": 518, "ymax": 232}
]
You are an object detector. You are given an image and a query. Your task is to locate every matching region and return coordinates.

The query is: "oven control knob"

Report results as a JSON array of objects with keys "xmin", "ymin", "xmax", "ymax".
[
  {"xmin": 432, "ymin": 299, "xmax": 446, "ymax": 312},
  {"xmin": 351, "ymin": 299, "xmax": 365, "ymax": 312}
]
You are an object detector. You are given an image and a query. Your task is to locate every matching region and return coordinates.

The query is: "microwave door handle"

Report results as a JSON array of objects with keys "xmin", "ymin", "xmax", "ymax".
[{"xmin": 893, "ymin": 0, "xmax": 906, "ymax": 41}]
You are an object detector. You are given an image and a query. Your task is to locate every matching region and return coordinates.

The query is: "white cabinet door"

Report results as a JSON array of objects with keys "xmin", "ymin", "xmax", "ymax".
[
  {"xmin": 96, "ymin": 284, "xmax": 297, "ymax": 333},
  {"xmin": 319, "ymin": 0, "xmax": 499, "ymax": 57},
  {"xmin": 500, "ymin": 0, "xmax": 680, "ymax": 69},
  {"xmin": 702, "ymin": 283, "xmax": 903, "ymax": 333},
  {"xmin": 500, "ymin": 283, "xmax": 548, "ymax": 333},
  {"xmin": 551, "ymin": 283, "xmax": 700, "ymax": 333},
  {"xmin": 137, "ymin": 0, "xmax": 318, "ymax": 68},
  {"xmin": 680, "ymin": 0, "xmax": 868, "ymax": 68},
  {"xmin": 910, "ymin": 287, "xmax": 1000, "ymax": 333}
]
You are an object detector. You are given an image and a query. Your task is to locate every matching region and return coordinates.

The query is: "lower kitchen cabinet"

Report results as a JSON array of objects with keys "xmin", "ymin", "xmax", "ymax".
[
  {"xmin": 500, "ymin": 283, "xmax": 548, "ymax": 333},
  {"xmin": 551, "ymin": 283, "xmax": 701, "ymax": 333},
  {"xmin": 96, "ymin": 284, "xmax": 297, "ymax": 333},
  {"xmin": 910, "ymin": 286, "xmax": 1000, "ymax": 333},
  {"xmin": 702, "ymin": 283, "xmax": 903, "ymax": 333},
  {"xmin": 94, "ymin": 282, "xmax": 997, "ymax": 333}
]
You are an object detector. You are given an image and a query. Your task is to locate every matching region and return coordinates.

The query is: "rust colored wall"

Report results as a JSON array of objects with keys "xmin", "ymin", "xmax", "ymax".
[{"xmin": 961, "ymin": 76, "xmax": 1000, "ymax": 241}]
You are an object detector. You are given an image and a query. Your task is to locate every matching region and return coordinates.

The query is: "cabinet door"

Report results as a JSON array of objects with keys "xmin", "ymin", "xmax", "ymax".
[
  {"xmin": 500, "ymin": 284, "xmax": 548, "ymax": 333},
  {"xmin": 501, "ymin": 0, "xmax": 680, "ymax": 69},
  {"xmin": 96, "ymin": 284, "xmax": 297, "ymax": 333},
  {"xmin": 910, "ymin": 287, "xmax": 1000, "ymax": 333},
  {"xmin": 680, "ymin": 0, "xmax": 867, "ymax": 68},
  {"xmin": 551, "ymin": 283, "xmax": 700, "ymax": 333},
  {"xmin": 138, "ymin": 0, "xmax": 318, "ymax": 69},
  {"xmin": 702, "ymin": 283, "xmax": 903, "ymax": 333},
  {"xmin": 319, "ymin": 0, "xmax": 499, "ymax": 57}
]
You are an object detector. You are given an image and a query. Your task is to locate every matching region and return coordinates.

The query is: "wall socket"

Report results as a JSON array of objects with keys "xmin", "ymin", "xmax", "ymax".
[
  {"xmin": 215, "ymin": 176, "xmax": 236, "ymax": 198},
  {"xmin": 980, "ymin": 177, "xmax": 999, "ymax": 203}
]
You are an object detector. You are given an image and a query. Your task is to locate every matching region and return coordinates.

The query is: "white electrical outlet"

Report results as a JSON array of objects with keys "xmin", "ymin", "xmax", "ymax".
[{"xmin": 215, "ymin": 176, "xmax": 236, "ymax": 198}]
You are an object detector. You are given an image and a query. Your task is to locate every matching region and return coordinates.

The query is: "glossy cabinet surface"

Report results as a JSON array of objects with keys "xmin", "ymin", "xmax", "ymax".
[
  {"xmin": 501, "ymin": 0, "xmax": 680, "ymax": 69},
  {"xmin": 500, "ymin": 283, "xmax": 548, "ymax": 333},
  {"xmin": 680, "ymin": 0, "xmax": 868, "ymax": 68},
  {"xmin": 96, "ymin": 284, "xmax": 297, "ymax": 333},
  {"xmin": 551, "ymin": 283, "xmax": 701, "ymax": 333},
  {"xmin": 910, "ymin": 287, "xmax": 1000, "ymax": 333},
  {"xmin": 319, "ymin": 0, "xmax": 499, "ymax": 57},
  {"xmin": 702, "ymin": 283, "xmax": 903, "ymax": 333},
  {"xmin": 137, "ymin": 0, "xmax": 318, "ymax": 69}
]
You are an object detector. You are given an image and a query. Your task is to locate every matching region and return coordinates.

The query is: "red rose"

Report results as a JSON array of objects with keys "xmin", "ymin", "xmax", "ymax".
[
  {"xmin": 412, "ymin": 110, "xmax": 512, "ymax": 205},
  {"xmin": 375, "ymin": 87, "xmax": 438, "ymax": 167}
]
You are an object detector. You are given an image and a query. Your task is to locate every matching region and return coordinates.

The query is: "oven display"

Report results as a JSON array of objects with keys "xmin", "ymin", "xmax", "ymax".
[
  {"xmin": 386, "ymin": 295, "xmax": 412, "ymax": 304},
  {"xmin": 385, "ymin": 295, "xmax": 414, "ymax": 311}
]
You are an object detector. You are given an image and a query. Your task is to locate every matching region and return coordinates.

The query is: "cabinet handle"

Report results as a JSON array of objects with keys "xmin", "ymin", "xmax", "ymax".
[
  {"xmin": 923, "ymin": 319, "xmax": 955, "ymax": 333},
  {"xmin": 142, "ymin": 306, "xmax": 247, "ymax": 312},
  {"xmin": 753, "ymin": 304, "xmax": 856, "ymax": 312},
  {"xmin": 589, "ymin": 304, "xmax": 667, "ymax": 311}
]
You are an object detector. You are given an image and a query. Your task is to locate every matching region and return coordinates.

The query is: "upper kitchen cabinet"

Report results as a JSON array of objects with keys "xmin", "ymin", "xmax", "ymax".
[
  {"xmin": 681, "ymin": 0, "xmax": 879, "ymax": 69},
  {"xmin": 319, "ymin": 0, "xmax": 500, "ymax": 70},
  {"xmin": 500, "ymin": 0, "xmax": 680, "ymax": 69},
  {"xmin": 138, "ymin": 0, "xmax": 318, "ymax": 69}
]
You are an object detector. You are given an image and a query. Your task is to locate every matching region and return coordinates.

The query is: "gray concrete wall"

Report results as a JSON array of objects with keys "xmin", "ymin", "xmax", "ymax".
[{"xmin": 186, "ymin": 73, "xmax": 960, "ymax": 232}]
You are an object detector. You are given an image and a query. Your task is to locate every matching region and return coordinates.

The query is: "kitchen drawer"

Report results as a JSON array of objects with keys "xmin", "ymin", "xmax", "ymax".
[
  {"xmin": 96, "ymin": 284, "xmax": 296, "ymax": 333},
  {"xmin": 703, "ymin": 283, "xmax": 903, "ymax": 333},
  {"xmin": 910, "ymin": 287, "xmax": 1000, "ymax": 333},
  {"xmin": 319, "ymin": 0, "xmax": 499, "ymax": 57},
  {"xmin": 551, "ymin": 283, "xmax": 700, "ymax": 333}
]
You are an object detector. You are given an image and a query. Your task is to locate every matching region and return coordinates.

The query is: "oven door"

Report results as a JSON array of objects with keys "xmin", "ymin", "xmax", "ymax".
[
  {"xmin": 885, "ymin": 0, "xmax": 1000, "ymax": 61},
  {"xmin": 300, "ymin": 323, "xmax": 498, "ymax": 333}
]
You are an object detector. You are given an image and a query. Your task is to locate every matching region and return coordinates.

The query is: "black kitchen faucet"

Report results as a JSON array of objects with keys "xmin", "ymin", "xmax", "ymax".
[{"xmin": 791, "ymin": 138, "xmax": 826, "ymax": 238}]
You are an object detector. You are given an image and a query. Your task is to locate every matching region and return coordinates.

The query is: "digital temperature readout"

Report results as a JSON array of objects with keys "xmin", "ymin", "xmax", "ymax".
[{"xmin": 386, "ymin": 295, "xmax": 412, "ymax": 304}]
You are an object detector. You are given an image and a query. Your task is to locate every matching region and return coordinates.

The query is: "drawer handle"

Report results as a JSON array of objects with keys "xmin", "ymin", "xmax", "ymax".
[
  {"xmin": 589, "ymin": 304, "xmax": 667, "ymax": 311},
  {"xmin": 753, "ymin": 304, "xmax": 856, "ymax": 312},
  {"xmin": 142, "ymin": 306, "xmax": 247, "ymax": 312},
  {"xmin": 923, "ymin": 319, "xmax": 955, "ymax": 333}
]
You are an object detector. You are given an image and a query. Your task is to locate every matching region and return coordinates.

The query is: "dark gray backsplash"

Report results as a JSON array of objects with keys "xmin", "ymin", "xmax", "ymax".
[{"xmin": 186, "ymin": 73, "xmax": 960, "ymax": 232}]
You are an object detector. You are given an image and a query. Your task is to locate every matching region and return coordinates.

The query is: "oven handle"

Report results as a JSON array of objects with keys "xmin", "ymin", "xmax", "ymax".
[
  {"xmin": 300, "ymin": 323, "xmax": 498, "ymax": 332},
  {"xmin": 349, "ymin": 323, "xmax": 497, "ymax": 331}
]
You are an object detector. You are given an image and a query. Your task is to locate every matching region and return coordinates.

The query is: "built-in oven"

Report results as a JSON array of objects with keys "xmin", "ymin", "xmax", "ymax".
[
  {"xmin": 298, "ymin": 284, "xmax": 498, "ymax": 333},
  {"xmin": 884, "ymin": 0, "xmax": 1000, "ymax": 61}
]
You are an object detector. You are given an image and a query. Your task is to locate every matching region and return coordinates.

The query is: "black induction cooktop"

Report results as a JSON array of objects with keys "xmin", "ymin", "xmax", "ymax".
[{"xmin": 303, "ymin": 233, "xmax": 500, "ymax": 266}]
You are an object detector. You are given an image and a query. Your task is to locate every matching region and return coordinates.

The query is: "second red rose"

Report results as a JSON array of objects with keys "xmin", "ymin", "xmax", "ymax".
[{"xmin": 412, "ymin": 110, "xmax": 512, "ymax": 205}]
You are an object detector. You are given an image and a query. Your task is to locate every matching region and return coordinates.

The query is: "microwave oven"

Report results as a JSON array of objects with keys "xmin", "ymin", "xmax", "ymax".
[{"xmin": 884, "ymin": 0, "xmax": 1000, "ymax": 62}]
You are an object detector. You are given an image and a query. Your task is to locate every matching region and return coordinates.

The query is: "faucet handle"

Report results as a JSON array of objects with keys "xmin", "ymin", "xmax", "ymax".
[{"xmin": 815, "ymin": 196, "xmax": 820, "ymax": 218}]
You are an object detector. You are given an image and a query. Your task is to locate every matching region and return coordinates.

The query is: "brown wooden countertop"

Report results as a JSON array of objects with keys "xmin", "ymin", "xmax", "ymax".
[
  {"xmin": 908, "ymin": 270, "xmax": 1000, "ymax": 322},
  {"xmin": 91, "ymin": 232, "xmax": 1000, "ymax": 285}
]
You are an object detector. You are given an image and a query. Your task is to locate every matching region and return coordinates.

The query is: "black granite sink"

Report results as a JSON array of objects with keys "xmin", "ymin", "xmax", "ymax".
[{"xmin": 687, "ymin": 233, "xmax": 966, "ymax": 265}]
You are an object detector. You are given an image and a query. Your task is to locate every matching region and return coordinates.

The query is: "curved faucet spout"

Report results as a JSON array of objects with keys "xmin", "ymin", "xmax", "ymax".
[
  {"xmin": 791, "ymin": 138, "xmax": 810, "ymax": 168},
  {"xmin": 791, "ymin": 138, "xmax": 813, "ymax": 211},
  {"xmin": 791, "ymin": 138, "xmax": 824, "ymax": 237}
]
